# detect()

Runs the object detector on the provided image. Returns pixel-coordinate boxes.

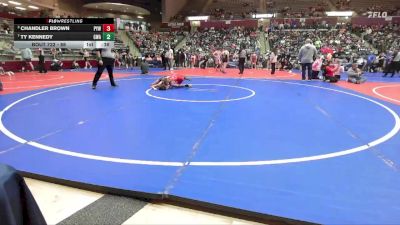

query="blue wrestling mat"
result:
[1,75,400,224]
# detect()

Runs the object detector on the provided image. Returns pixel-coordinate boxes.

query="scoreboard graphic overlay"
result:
[14,18,115,49]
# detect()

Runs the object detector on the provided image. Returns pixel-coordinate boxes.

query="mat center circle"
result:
[145,84,256,103]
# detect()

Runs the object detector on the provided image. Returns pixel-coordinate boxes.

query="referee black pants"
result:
[38,62,47,73]
[271,63,276,74]
[92,57,116,86]
[238,58,245,74]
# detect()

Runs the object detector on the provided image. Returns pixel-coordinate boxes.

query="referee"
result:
[92,48,118,89]
[238,44,246,74]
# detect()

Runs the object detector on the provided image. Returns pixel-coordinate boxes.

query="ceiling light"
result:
[326,11,353,17]
[110,3,122,5]
[28,5,38,9]
[252,13,275,18]
[8,1,21,5]
[15,6,26,10]
[137,15,143,19]
[187,16,209,21]
[0,2,8,6]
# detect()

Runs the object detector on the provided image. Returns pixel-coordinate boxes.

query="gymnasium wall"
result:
[53,0,83,17]
[162,0,187,22]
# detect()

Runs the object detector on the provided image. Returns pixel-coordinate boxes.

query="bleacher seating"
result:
[269,29,374,60]
[184,27,260,57]
[336,0,400,16]
[129,31,185,56]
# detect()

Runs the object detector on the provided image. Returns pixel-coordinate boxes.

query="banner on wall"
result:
[367,12,388,18]
[167,22,184,28]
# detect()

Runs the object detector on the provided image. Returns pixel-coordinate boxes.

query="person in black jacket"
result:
[238,45,246,74]
[161,50,167,70]
[37,49,47,73]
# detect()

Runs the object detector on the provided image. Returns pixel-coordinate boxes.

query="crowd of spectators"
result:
[336,0,400,16]
[269,19,343,30]
[129,31,185,56]
[185,27,259,54]
[336,0,351,10]
[277,5,327,18]
[353,24,400,52]
[209,7,257,20]
[268,29,375,71]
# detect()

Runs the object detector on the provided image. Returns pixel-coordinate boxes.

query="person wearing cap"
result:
[298,38,318,80]
[92,48,118,89]
[347,63,366,84]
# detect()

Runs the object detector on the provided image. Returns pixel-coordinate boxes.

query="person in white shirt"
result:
[238,45,247,74]
[165,47,174,70]
[269,49,278,75]
[21,48,34,72]
[91,48,118,89]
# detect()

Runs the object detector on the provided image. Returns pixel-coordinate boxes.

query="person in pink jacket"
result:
[312,56,323,79]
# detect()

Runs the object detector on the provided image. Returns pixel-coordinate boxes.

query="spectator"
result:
[298,39,317,80]
[37,49,47,73]
[383,50,400,77]
[269,49,278,75]
[347,63,366,84]
[312,56,323,79]
[21,48,34,72]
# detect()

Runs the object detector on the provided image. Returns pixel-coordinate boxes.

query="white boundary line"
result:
[372,84,400,104]
[145,84,256,103]
[1,75,64,83]
[2,75,139,90]
[0,78,399,167]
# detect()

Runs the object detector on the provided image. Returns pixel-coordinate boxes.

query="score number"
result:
[102,24,115,41]
[102,32,115,41]
[102,24,115,32]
